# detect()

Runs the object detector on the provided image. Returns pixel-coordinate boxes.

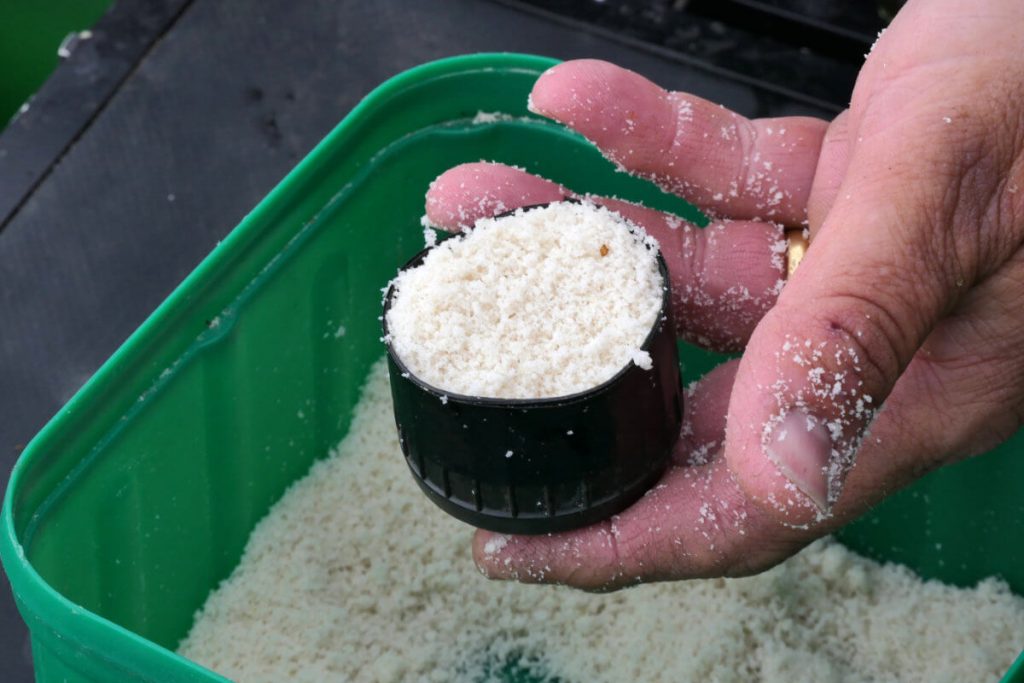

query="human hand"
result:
[425,0,1024,589]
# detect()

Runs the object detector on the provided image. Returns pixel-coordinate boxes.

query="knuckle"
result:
[771,292,907,401]
[823,292,912,386]
[874,97,1021,286]
[736,119,785,219]
[866,165,968,296]
[991,138,1024,261]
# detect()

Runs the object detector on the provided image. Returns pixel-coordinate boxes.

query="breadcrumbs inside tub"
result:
[385,201,663,399]
[179,362,1024,683]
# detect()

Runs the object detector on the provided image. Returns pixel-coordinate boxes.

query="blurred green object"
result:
[0,0,112,128]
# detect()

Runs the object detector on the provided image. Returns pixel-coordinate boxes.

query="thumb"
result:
[725,155,967,524]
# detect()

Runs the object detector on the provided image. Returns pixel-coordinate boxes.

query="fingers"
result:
[584,198,784,351]
[674,360,737,464]
[473,361,803,589]
[720,128,993,526]
[472,463,763,589]
[426,163,786,351]
[806,110,852,233]
[425,163,567,230]
[472,252,1024,590]
[529,59,828,225]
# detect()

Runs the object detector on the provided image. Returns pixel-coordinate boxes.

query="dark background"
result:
[0,1,888,679]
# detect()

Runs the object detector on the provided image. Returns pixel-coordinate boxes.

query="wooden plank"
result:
[0,0,193,229]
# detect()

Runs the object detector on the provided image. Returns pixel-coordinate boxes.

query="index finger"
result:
[529,60,828,225]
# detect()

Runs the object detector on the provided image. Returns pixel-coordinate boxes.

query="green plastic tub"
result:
[2,53,1023,683]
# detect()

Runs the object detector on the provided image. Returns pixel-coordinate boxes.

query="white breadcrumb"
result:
[387,201,663,398]
[419,214,438,248]
[472,111,507,124]
[483,534,510,556]
[179,361,1024,683]
[469,111,536,125]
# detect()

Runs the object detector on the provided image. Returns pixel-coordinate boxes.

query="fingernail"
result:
[765,410,832,512]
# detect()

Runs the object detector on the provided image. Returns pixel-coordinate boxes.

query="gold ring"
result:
[785,227,809,277]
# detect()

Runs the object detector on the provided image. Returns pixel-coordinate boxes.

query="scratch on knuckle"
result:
[816,294,908,394]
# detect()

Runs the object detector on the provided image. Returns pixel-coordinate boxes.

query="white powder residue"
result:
[420,214,438,247]
[472,111,507,124]
[179,362,1024,683]
[472,111,525,125]
[470,111,538,125]
[483,534,510,556]
[387,201,663,399]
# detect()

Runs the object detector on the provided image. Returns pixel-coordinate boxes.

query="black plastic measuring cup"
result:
[382,204,683,534]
